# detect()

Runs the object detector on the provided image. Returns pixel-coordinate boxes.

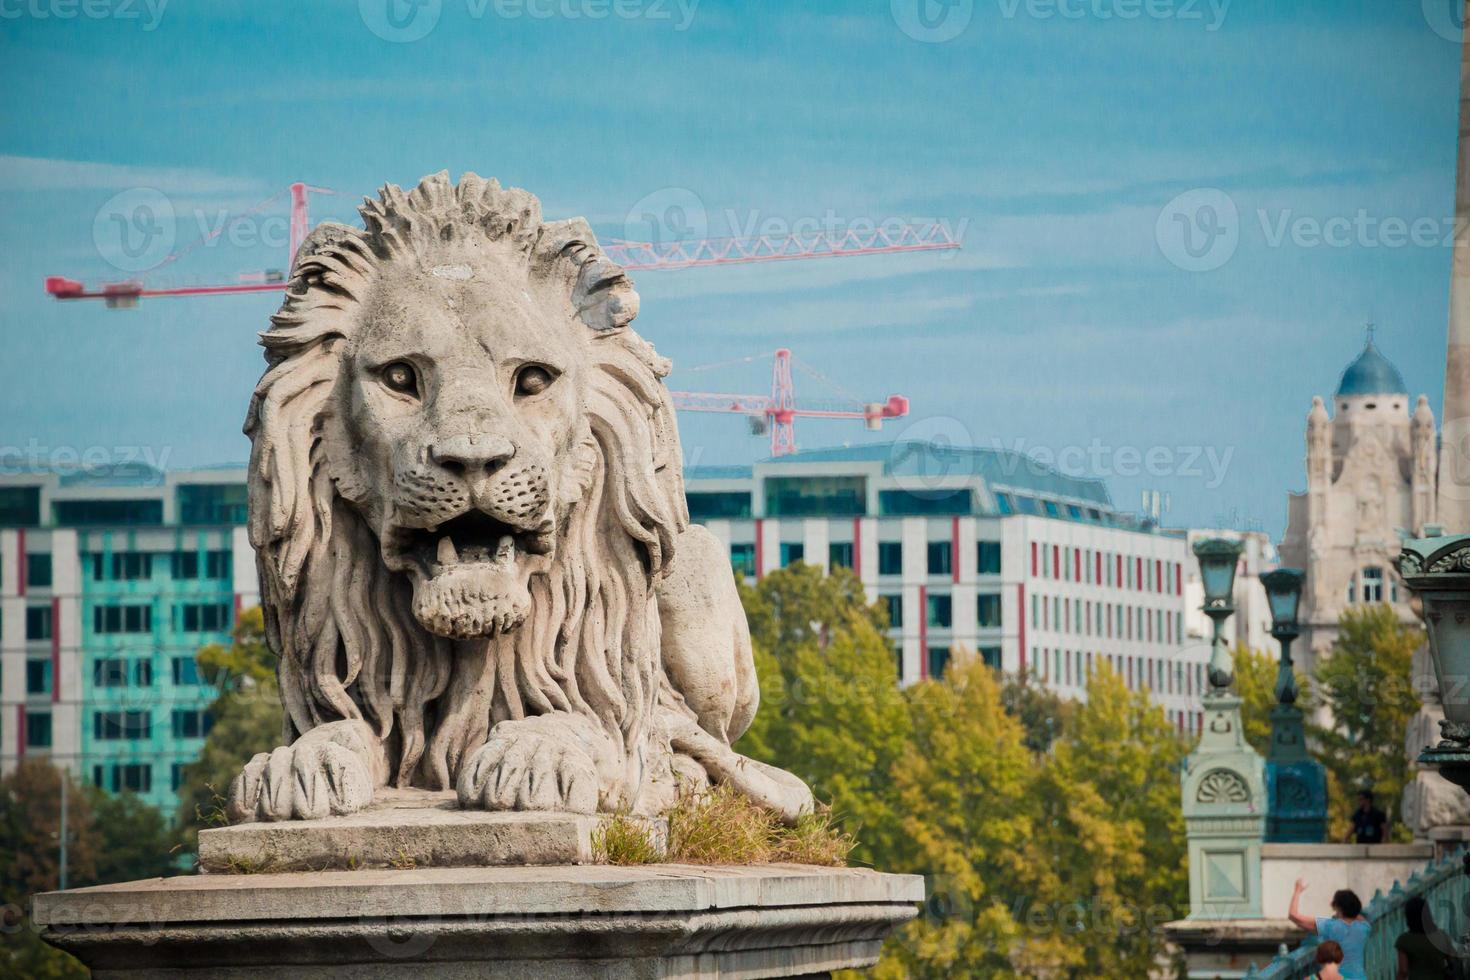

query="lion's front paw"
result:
[456,717,602,814]
[226,720,380,823]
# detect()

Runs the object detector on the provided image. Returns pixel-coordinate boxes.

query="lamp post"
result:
[1195,537,1245,691]
[1398,534,1470,790]
[1181,537,1266,919]
[1260,568,1327,842]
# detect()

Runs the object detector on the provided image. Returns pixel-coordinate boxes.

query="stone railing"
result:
[1244,848,1468,979]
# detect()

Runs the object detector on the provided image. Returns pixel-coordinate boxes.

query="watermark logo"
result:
[891,0,974,43]
[359,0,442,42]
[1423,0,1465,43]
[92,188,175,274]
[1156,187,1238,272]
[622,187,709,248]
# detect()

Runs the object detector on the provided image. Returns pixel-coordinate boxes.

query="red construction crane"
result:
[45,182,960,305]
[670,348,908,457]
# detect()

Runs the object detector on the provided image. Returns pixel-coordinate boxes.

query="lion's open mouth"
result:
[389,510,552,577]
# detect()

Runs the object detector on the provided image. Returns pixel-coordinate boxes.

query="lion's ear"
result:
[535,217,640,333]
[291,221,360,276]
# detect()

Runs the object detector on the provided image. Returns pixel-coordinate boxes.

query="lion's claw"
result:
[227,720,379,823]
[456,718,601,814]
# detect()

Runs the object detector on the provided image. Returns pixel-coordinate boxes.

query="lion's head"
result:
[245,172,687,793]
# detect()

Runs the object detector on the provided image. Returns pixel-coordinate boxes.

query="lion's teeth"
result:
[437,536,458,565]
[496,535,516,561]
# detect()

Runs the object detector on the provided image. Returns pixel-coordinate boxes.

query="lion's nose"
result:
[428,434,516,476]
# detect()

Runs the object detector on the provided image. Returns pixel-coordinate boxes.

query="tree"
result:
[1025,665,1188,978]
[176,607,283,847]
[735,564,912,867]
[1234,643,1313,757]
[1001,672,1074,755]
[1,760,178,979]
[1311,604,1423,838]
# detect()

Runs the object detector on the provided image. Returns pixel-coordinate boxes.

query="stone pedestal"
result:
[1163,917,1305,980]
[1181,692,1268,920]
[34,863,922,979]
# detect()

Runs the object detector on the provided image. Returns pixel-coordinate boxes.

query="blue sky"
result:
[0,0,1459,536]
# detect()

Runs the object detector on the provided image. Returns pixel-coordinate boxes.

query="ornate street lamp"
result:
[1398,535,1470,789]
[1260,567,1326,842]
[1195,537,1245,690]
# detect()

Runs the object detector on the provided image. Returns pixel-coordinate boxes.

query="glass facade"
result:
[878,488,971,516]
[764,476,865,517]
[54,499,163,526]
[686,491,752,521]
[177,484,248,525]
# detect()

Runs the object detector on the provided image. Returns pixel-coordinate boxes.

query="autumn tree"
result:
[176,607,283,846]
[1311,604,1423,837]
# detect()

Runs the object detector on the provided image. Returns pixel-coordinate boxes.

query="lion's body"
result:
[227,173,812,824]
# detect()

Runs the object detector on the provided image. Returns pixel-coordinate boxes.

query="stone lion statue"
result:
[227,172,812,824]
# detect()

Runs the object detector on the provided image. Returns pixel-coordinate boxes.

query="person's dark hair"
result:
[1315,940,1344,965]
[1331,890,1363,919]
[1404,895,1436,935]
[1358,789,1375,803]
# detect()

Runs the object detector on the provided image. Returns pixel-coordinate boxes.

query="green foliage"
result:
[1,759,179,978]
[736,564,1190,977]
[176,607,284,848]
[1235,643,1313,757]
[1311,604,1423,838]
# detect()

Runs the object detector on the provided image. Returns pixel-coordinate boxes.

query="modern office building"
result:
[686,441,1211,732]
[0,464,258,814]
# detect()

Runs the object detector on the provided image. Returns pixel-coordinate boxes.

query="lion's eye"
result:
[515,364,557,397]
[381,361,419,396]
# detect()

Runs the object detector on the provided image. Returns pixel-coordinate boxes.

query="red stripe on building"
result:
[1095,551,1102,584]
[1074,548,1081,582]
[1156,560,1163,593]
[1116,554,1123,587]
[951,517,961,584]
[51,597,61,703]
[1053,545,1060,580]
[754,519,764,580]
[1031,542,1038,577]
[1017,583,1027,676]
[852,518,862,578]
[16,705,25,758]
[918,585,928,680]
[15,528,25,596]
[1175,563,1182,596]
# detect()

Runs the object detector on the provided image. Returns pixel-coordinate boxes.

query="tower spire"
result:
[1440,22,1470,533]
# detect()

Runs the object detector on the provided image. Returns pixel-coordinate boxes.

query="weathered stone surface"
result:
[34,864,923,978]
[198,789,665,873]
[229,171,812,827]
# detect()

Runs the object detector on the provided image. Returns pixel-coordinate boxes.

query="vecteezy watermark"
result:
[0,441,172,479]
[91,188,302,275]
[1157,188,1470,272]
[993,437,1235,489]
[1423,0,1465,43]
[1155,188,1239,273]
[892,0,1227,42]
[0,0,168,30]
[359,0,698,43]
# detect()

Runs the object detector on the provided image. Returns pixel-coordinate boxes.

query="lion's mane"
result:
[243,172,689,793]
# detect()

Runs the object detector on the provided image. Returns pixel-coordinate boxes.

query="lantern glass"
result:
[1194,539,1243,606]
[1261,568,1305,630]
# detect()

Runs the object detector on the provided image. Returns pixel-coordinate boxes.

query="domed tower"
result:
[1280,331,1432,675]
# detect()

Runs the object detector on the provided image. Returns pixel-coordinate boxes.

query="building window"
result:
[172,657,203,685]
[1363,567,1384,603]
[995,493,1014,515]
[25,712,52,749]
[829,542,854,570]
[26,659,52,695]
[177,483,248,525]
[879,488,970,516]
[764,476,866,518]
[94,710,150,740]
[730,543,755,578]
[25,605,52,641]
[93,659,128,687]
[779,543,805,567]
[882,594,903,629]
[977,541,1001,575]
[0,486,42,526]
[685,491,753,521]
[94,604,152,634]
[927,541,952,577]
[927,646,951,679]
[117,764,151,794]
[878,542,903,576]
[172,709,213,739]
[977,593,1002,628]
[171,763,187,792]
[134,660,153,687]
[171,549,232,580]
[926,593,952,629]
[92,552,153,581]
[25,553,52,589]
[179,602,231,632]
[55,499,163,527]
[980,646,1001,670]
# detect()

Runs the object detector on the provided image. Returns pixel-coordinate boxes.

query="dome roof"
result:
[1336,338,1407,397]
